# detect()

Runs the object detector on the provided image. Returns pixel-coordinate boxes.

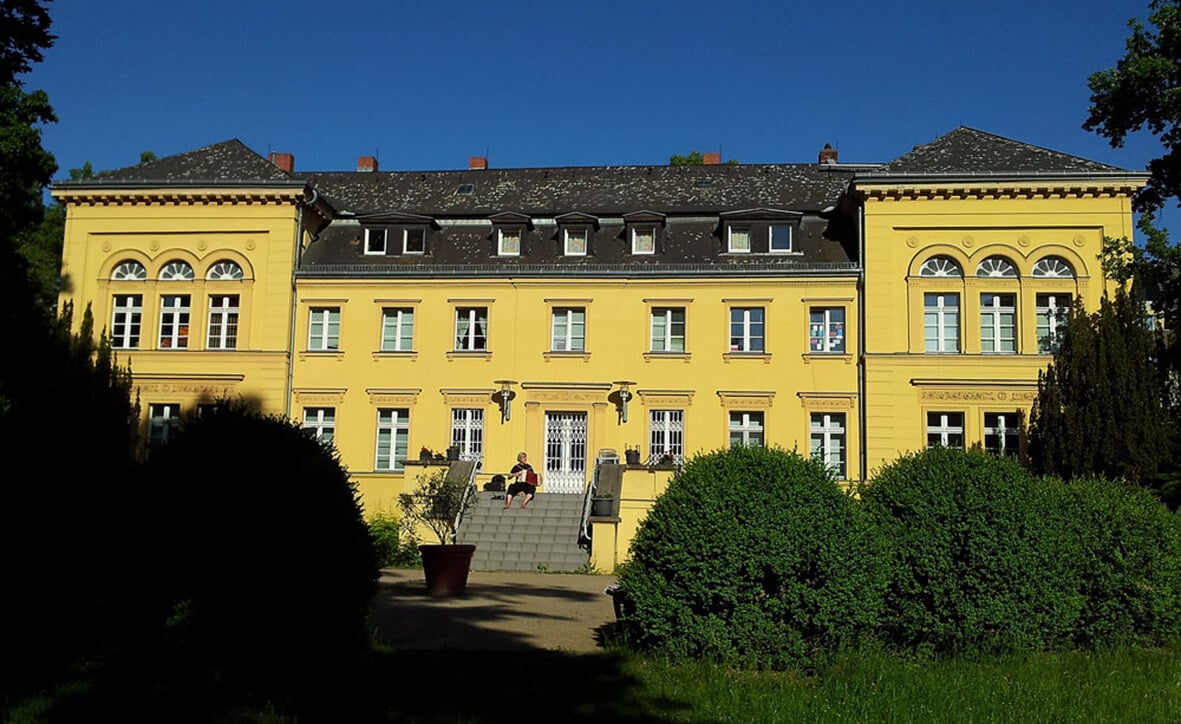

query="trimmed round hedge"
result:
[861,447,1079,656]
[617,446,888,670]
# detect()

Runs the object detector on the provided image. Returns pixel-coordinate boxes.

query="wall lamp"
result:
[612,380,635,424]
[493,379,517,423]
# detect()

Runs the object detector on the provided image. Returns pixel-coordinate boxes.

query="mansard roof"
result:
[871,126,1127,177]
[58,139,298,186]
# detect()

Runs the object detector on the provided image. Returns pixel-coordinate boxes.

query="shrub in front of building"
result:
[617,446,888,670]
[862,447,1079,656]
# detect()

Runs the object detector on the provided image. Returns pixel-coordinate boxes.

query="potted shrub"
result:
[418,446,434,463]
[590,490,615,517]
[447,444,461,461]
[624,445,641,466]
[398,466,477,596]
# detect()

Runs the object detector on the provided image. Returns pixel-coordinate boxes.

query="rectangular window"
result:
[148,403,181,447]
[980,293,1016,353]
[158,294,190,350]
[498,229,521,256]
[924,293,960,353]
[454,307,488,351]
[302,407,335,446]
[111,294,142,349]
[403,228,426,254]
[729,307,765,352]
[809,307,845,353]
[381,308,414,352]
[564,229,588,256]
[375,408,409,471]
[364,228,386,255]
[450,408,484,462]
[984,412,1020,458]
[649,409,684,464]
[810,412,846,478]
[927,412,964,449]
[729,411,764,447]
[207,294,239,350]
[631,227,656,254]
[1036,293,1071,354]
[551,307,586,352]
[650,307,686,352]
[308,307,341,351]
[770,224,792,253]
[728,226,751,253]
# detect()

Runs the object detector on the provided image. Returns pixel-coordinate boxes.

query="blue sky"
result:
[26,1,1167,183]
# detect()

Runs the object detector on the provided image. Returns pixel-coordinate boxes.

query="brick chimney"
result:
[818,143,838,165]
[702,152,721,165]
[469,156,488,170]
[267,152,294,173]
[357,155,378,172]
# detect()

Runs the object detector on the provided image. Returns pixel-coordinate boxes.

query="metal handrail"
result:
[299,260,860,278]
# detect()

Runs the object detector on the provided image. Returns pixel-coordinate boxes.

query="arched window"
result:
[1032,256,1075,278]
[206,260,244,280]
[919,256,963,277]
[111,260,147,280]
[976,256,1017,278]
[159,261,195,281]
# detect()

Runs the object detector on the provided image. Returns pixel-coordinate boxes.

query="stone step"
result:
[459,491,589,572]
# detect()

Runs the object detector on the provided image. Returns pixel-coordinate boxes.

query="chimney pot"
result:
[818,144,838,165]
[702,152,721,165]
[267,152,294,173]
[357,155,378,172]
[469,156,488,170]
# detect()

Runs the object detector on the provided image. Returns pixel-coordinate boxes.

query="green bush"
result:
[138,402,379,687]
[617,446,888,670]
[1057,477,1181,647]
[862,447,1079,656]
[369,511,421,568]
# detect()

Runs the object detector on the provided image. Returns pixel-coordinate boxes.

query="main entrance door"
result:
[543,412,587,493]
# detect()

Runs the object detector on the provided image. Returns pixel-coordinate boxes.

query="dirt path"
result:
[369,569,621,653]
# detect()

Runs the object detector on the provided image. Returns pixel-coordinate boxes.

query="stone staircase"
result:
[456,491,590,572]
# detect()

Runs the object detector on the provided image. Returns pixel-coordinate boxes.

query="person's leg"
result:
[503,493,513,510]
[521,491,533,508]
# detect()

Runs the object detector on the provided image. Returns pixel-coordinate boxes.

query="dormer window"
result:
[631,227,656,255]
[364,228,387,255]
[770,225,792,253]
[721,209,802,255]
[489,212,531,258]
[358,213,434,257]
[498,228,521,256]
[555,213,597,258]
[623,211,664,256]
[564,229,588,256]
[403,228,426,255]
[728,226,751,253]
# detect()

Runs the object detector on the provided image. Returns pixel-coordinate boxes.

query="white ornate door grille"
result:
[544,412,587,494]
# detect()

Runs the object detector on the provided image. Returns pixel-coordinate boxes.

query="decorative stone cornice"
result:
[52,188,306,207]
[861,181,1144,202]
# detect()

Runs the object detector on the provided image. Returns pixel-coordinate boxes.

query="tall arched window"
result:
[919,256,963,277]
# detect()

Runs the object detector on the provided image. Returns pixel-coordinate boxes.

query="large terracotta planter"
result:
[419,544,476,597]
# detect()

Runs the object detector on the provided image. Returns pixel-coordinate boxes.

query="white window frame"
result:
[810,412,846,478]
[1036,293,1071,354]
[727,226,751,253]
[924,293,960,353]
[919,257,963,277]
[631,226,656,255]
[403,228,426,255]
[926,412,964,449]
[112,260,147,280]
[381,307,414,352]
[206,294,239,350]
[111,294,142,349]
[770,224,792,253]
[1032,257,1075,278]
[158,294,191,350]
[497,228,521,256]
[148,403,181,447]
[980,293,1016,354]
[454,307,488,351]
[984,412,1020,458]
[729,307,765,353]
[303,407,336,446]
[308,307,341,351]
[206,260,244,280]
[650,307,686,352]
[551,307,586,352]
[809,307,845,353]
[159,261,195,281]
[564,228,588,256]
[375,408,409,472]
[364,228,387,255]
[649,409,684,464]
[976,257,1017,278]
[729,411,764,448]
[450,408,484,463]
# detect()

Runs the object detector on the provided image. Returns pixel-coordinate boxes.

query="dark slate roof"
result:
[302,163,855,216]
[872,126,1124,176]
[58,140,297,185]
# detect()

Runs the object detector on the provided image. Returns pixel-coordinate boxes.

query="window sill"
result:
[802,353,853,364]
[643,352,692,362]
[373,351,419,361]
[543,351,591,362]
[299,350,345,361]
[446,351,492,361]
[723,352,771,363]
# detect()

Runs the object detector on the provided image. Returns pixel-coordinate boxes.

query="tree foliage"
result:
[669,149,739,165]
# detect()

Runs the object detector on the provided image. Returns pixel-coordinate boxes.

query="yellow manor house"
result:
[54,128,1145,571]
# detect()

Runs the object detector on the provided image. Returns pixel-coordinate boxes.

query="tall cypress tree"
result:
[1028,286,1171,489]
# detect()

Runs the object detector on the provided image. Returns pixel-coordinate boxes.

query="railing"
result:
[452,462,481,542]
[299,260,860,279]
